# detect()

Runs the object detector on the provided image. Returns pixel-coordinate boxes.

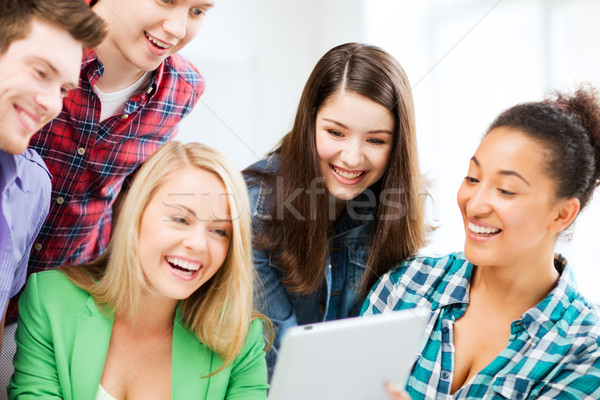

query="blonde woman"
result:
[8,142,269,399]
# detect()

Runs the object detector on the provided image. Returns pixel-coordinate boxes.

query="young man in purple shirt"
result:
[0,0,106,350]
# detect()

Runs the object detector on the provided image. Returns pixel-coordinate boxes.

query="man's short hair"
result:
[0,0,107,55]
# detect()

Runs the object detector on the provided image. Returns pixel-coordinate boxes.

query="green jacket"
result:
[8,270,268,399]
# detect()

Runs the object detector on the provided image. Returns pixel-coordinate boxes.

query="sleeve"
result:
[11,156,51,297]
[225,319,269,400]
[252,246,298,378]
[534,347,600,399]
[246,179,298,379]
[360,268,406,316]
[7,274,63,399]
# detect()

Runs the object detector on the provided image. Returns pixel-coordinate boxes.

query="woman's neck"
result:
[115,293,177,335]
[469,249,560,312]
[330,194,347,222]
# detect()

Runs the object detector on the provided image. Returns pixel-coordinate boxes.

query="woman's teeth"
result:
[166,256,201,275]
[469,222,500,236]
[332,165,364,180]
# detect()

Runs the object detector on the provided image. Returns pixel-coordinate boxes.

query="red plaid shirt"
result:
[24,49,203,286]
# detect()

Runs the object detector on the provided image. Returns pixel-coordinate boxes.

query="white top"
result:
[93,71,152,121]
[96,384,118,400]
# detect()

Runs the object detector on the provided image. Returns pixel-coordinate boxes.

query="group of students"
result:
[1,0,599,399]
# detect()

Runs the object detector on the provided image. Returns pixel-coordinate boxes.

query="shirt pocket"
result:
[491,375,535,399]
[344,240,368,291]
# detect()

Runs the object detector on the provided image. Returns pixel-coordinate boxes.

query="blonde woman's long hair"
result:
[61,141,255,372]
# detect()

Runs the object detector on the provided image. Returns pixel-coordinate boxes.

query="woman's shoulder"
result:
[552,269,600,341]
[22,269,90,312]
[385,252,471,283]
[362,252,472,314]
[26,269,77,290]
[244,154,283,220]
[243,153,281,188]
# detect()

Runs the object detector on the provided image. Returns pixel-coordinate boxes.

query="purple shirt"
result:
[0,149,51,314]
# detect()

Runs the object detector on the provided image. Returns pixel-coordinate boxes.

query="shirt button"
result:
[120,114,129,120]
[77,147,85,156]
[441,371,450,380]
[56,196,65,205]
[442,327,449,334]
[34,243,42,251]
[147,86,154,95]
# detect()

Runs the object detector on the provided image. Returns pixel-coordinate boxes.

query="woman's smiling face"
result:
[457,126,566,268]
[138,166,232,305]
[315,91,394,201]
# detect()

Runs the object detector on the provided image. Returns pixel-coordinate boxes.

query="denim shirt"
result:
[244,154,374,376]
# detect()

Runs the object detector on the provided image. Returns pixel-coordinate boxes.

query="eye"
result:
[497,188,516,196]
[211,228,230,238]
[190,7,204,16]
[366,137,386,145]
[33,68,47,79]
[327,129,344,138]
[171,216,189,225]
[464,176,479,184]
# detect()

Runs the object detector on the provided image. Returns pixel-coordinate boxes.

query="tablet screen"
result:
[268,307,430,400]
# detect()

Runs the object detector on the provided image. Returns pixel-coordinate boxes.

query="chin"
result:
[331,188,361,201]
[463,246,485,267]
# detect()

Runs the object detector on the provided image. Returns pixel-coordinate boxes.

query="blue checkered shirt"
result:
[361,252,600,399]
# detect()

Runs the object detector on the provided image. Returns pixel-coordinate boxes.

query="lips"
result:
[145,32,171,49]
[468,221,501,236]
[143,32,173,57]
[165,256,202,279]
[329,164,368,184]
[15,105,41,133]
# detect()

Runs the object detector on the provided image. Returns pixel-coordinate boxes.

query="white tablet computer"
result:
[268,307,430,400]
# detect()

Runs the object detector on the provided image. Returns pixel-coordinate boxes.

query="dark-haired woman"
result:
[244,42,427,375]
[363,87,600,400]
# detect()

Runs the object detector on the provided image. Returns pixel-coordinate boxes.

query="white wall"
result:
[177,0,364,169]
[176,0,600,302]
[365,0,600,302]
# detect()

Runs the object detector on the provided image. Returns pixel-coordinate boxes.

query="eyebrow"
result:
[168,202,233,222]
[33,57,79,90]
[470,156,531,186]
[200,1,215,9]
[322,118,393,135]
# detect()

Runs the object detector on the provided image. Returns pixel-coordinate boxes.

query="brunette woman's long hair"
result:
[250,42,426,297]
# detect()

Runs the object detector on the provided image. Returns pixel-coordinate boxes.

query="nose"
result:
[339,139,365,169]
[183,226,208,253]
[35,85,63,121]
[464,184,493,216]
[162,9,187,40]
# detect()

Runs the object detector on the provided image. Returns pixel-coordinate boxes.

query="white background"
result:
[177,0,600,303]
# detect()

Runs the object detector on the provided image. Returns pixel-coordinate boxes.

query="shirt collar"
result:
[520,254,580,342]
[428,253,472,309]
[432,253,581,343]
[332,191,376,237]
[0,150,19,190]
[81,48,162,94]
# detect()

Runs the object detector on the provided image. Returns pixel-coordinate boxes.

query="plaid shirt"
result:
[8,50,203,322]
[361,252,600,399]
